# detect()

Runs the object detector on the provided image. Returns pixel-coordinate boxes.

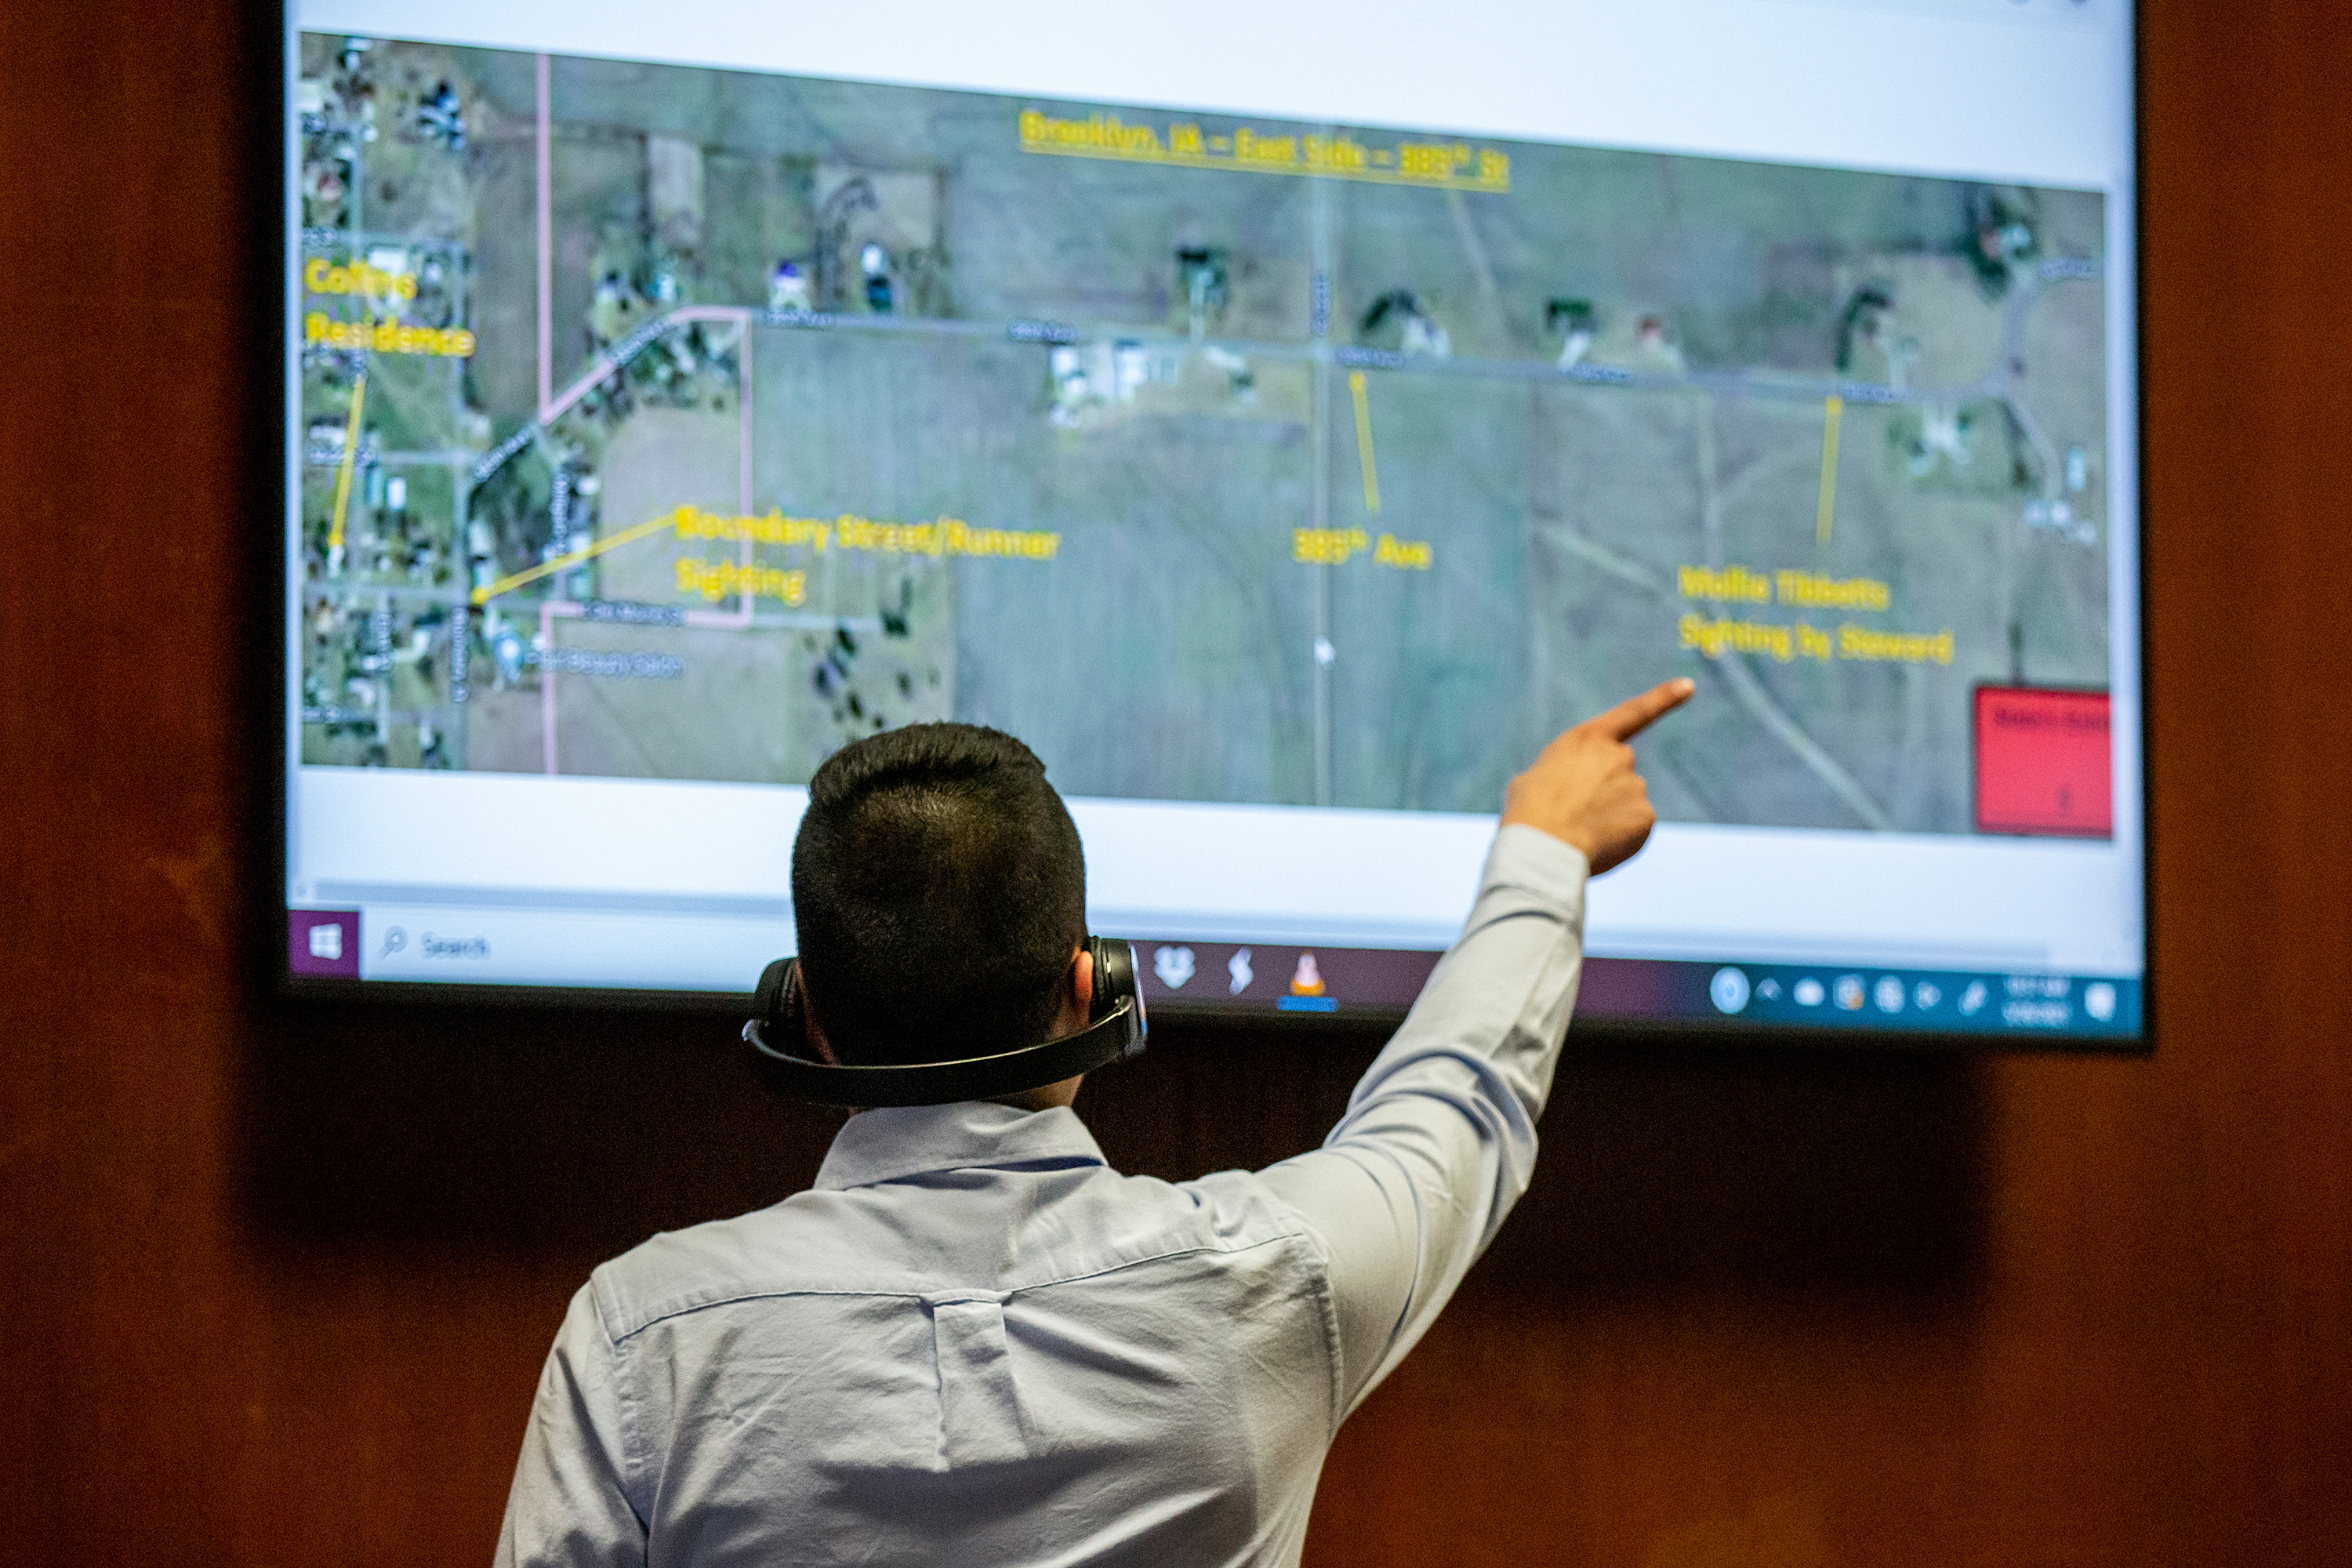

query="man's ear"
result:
[1052,944,1093,1037]
[798,969,841,1066]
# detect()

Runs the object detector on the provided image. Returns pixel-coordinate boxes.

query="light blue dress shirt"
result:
[499,825,1588,1567]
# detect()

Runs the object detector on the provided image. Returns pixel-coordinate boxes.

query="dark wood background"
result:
[4,4,2346,1563]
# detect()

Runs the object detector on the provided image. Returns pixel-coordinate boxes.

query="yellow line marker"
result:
[1815,394,1844,546]
[470,513,676,604]
[1348,370,1381,516]
[328,372,368,554]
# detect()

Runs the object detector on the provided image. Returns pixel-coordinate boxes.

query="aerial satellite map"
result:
[295,32,2110,833]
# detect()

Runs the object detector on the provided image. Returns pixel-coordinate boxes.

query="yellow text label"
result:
[304,256,418,300]
[304,313,475,358]
[675,557,808,605]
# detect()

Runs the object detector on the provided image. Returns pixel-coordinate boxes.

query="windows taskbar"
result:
[1126,938,2143,1040]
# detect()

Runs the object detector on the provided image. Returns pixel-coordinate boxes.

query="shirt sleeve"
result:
[495,1283,648,1568]
[1256,824,1588,1419]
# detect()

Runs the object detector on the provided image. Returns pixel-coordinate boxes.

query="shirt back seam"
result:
[603,1228,1316,1345]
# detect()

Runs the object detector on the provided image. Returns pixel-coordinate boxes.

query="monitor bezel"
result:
[266,4,2155,1054]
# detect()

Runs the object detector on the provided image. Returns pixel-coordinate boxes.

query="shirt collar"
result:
[813,1102,1109,1191]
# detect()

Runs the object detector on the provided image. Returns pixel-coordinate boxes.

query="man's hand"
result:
[1501,677,1695,875]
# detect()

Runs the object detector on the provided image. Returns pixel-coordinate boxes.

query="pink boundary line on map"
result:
[535,53,552,416]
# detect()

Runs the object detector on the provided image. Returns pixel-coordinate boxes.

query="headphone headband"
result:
[743,938,1147,1107]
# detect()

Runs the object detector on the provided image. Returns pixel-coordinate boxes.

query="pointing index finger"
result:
[1591,677,1697,742]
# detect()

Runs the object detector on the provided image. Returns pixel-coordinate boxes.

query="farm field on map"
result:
[294,32,2111,834]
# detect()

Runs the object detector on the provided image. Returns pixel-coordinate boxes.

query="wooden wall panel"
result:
[2,2,2345,1563]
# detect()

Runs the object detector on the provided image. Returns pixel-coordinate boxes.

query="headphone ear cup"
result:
[1088,937,1141,1025]
[1100,938,1145,1052]
[754,958,797,1033]
[746,959,800,1100]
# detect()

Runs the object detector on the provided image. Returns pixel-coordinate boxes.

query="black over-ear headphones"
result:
[742,938,1148,1107]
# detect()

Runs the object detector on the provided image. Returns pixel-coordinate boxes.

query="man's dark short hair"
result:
[791,724,1086,1064]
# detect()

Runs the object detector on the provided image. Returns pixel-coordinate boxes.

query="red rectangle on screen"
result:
[1973,686,2112,837]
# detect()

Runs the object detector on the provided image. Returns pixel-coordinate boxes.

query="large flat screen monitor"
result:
[281,0,2144,1042]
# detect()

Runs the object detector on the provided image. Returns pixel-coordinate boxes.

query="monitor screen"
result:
[282,0,2143,1041]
